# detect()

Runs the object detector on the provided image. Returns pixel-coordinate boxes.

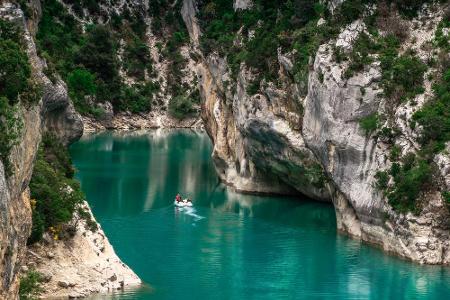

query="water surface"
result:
[70,130,450,299]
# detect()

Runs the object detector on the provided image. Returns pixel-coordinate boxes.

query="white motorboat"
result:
[174,199,193,207]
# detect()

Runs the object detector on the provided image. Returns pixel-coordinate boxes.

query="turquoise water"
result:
[70,130,450,300]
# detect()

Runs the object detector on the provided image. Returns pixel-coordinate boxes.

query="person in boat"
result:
[175,193,182,202]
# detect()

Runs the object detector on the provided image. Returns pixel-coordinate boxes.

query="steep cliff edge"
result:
[186,0,450,264]
[0,2,140,298]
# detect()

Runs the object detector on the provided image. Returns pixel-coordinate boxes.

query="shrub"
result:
[76,25,119,83]
[413,69,450,153]
[435,18,450,51]
[168,95,197,119]
[123,37,152,80]
[0,39,31,104]
[0,97,23,176]
[359,113,379,135]
[36,0,83,77]
[19,270,43,300]
[20,80,44,105]
[376,153,432,213]
[374,170,389,190]
[390,54,427,100]
[28,135,85,244]
[344,32,379,78]
[442,191,450,207]
[387,154,431,212]
[67,69,97,98]
[121,86,151,113]
[66,69,96,110]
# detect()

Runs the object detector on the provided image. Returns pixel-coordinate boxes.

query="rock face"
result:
[25,202,141,299]
[234,0,252,11]
[185,2,450,264]
[0,2,137,299]
[182,0,201,45]
[42,80,83,145]
[197,55,330,199]
[303,20,450,264]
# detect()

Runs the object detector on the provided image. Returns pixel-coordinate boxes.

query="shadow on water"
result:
[70,129,450,300]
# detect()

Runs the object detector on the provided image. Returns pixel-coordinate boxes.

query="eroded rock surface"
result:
[186,2,450,264]
[25,202,141,299]
[0,2,139,298]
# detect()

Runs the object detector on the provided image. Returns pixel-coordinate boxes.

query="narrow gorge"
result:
[0,0,449,299]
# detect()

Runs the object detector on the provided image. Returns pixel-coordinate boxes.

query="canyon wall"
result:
[184,0,450,264]
[0,1,139,298]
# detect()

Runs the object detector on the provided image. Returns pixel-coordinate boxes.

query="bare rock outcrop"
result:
[25,202,141,299]
[0,2,138,298]
[188,1,450,264]
[197,52,330,199]
[303,20,450,264]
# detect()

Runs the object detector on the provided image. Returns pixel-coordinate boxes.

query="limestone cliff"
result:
[184,0,450,264]
[0,1,139,298]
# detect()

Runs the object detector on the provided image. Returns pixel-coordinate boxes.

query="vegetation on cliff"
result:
[36,0,159,116]
[34,0,201,120]
[198,0,439,97]
[28,134,96,244]
[372,6,449,213]
[19,270,43,300]
[0,18,36,176]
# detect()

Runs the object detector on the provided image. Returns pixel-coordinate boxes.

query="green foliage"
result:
[375,153,432,213]
[64,0,101,17]
[387,154,432,212]
[0,23,31,103]
[19,270,43,300]
[384,53,427,102]
[393,0,436,18]
[76,25,118,82]
[168,95,198,120]
[123,37,152,80]
[0,17,24,42]
[148,0,187,36]
[359,113,379,135]
[374,170,389,190]
[0,19,30,176]
[20,80,44,106]
[343,29,426,105]
[304,162,327,188]
[198,0,376,96]
[434,18,450,51]
[442,191,450,206]
[121,85,151,113]
[17,0,33,18]
[67,69,97,113]
[28,135,87,244]
[344,32,379,78]
[389,144,401,161]
[0,97,23,176]
[413,69,450,153]
[36,0,83,77]
[37,1,155,114]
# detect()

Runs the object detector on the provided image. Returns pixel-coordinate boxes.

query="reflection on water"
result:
[70,130,450,300]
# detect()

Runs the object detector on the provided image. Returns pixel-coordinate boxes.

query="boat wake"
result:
[176,206,205,221]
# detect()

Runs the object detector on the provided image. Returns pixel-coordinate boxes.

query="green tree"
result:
[0,40,31,103]
[168,95,197,119]
[359,113,379,135]
[0,97,22,176]
[67,69,97,114]
[28,135,85,244]
[19,270,43,300]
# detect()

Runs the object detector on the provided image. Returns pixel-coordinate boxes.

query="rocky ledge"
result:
[24,202,141,299]
[83,111,203,133]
